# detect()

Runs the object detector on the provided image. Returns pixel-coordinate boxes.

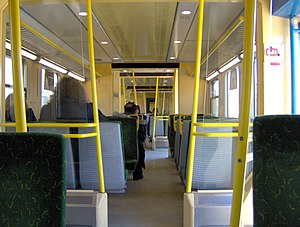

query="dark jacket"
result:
[5,108,37,122]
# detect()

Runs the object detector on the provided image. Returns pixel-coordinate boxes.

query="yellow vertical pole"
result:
[143,92,146,114]
[152,77,159,141]
[185,0,205,193]
[174,69,179,114]
[256,1,264,115]
[172,71,176,113]
[86,0,105,193]
[9,0,27,132]
[230,0,256,226]
[162,92,165,115]
[132,69,137,104]
[0,1,8,128]
[122,77,126,106]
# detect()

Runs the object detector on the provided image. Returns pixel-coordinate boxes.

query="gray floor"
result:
[108,149,184,227]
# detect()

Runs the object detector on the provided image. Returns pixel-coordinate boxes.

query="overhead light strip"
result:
[219,57,241,73]
[5,41,37,61]
[39,58,68,74]
[68,71,85,82]
[206,71,220,81]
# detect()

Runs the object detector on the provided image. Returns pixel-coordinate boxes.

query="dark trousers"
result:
[133,142,145,177]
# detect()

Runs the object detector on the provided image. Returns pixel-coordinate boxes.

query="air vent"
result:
[95,59,102,62]
[179,15,191,20]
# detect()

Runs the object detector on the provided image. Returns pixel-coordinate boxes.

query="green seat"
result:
[253,115,300,226]
[108,117,138,170]
[0,132,66,227]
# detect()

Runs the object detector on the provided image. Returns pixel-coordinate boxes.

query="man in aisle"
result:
[124,102,146,180]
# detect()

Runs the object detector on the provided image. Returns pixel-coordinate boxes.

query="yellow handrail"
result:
[132,69,137,104]
[152,77,159,141]
[185,0,205,193]
[1,122,97,128]
[86,0,105,193]
[20,21,103,78]
[122,77,126,107]
[9,0,27,132]
[63,132,97,138]
[200,16,244,66]
[193,132,239,137]
[193,122,253,127]
[230,0,256,226]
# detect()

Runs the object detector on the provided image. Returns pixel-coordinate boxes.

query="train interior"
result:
[1,0,300,226]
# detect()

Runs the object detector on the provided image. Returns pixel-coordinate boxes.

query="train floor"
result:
[108,148,184,227]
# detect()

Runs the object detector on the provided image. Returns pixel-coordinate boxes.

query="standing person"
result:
[124,102,146,180]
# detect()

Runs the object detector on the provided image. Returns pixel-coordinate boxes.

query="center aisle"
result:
[108,149,184,227]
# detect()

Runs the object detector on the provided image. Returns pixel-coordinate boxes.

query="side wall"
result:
[179,63,206,114]
[261,0,291,114]
[84,63,113,116]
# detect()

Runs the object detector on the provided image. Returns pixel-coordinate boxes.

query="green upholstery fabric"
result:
[0,132,66,227]
[253,115,300,226]
[108,117,138,170]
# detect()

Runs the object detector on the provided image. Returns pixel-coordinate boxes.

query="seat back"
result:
[79,122,126,193]
[178,120,191,177]
[186,119,234,190]
[29,127,76,189]
[149,116,165,136]
[253,115,300,226]
[108,117,138,170]
[174,120,182,166]
[0,132,66,226]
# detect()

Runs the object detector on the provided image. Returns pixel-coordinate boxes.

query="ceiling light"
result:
[206,71,220,81]
[39,59,68,74]
[79,4,87,16]
[181,10,191,15]
[5,41,11,50]
[113,57,119,60]
[5,41,37,61]
[174,40,181,44]
[219,57,241,73]
[101,41,108,45]
[79,11,87,16]
[170,56,176,60]
[239,52,244,59]
[21,49,38,61]
[68,71,85,82]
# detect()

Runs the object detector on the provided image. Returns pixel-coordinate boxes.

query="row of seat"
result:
[170,114,300,226]
[30,122,127,193]
[170,116,240,190]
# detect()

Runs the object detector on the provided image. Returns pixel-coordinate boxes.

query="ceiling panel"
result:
[92,2,177,62]
[176,2,244,64]
[20,3,111,61]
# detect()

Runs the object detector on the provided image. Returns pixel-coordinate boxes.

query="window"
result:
[226,67,240,118]
[4,56,27,99]
[41,68,58,106]
[210,79,219,117]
